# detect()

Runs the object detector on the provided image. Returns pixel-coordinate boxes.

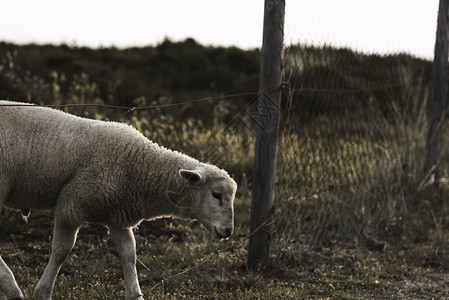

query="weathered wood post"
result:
[424,0,449,195]
[248,0,285,269]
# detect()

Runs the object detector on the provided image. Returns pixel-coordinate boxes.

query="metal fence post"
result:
[248,0,285,269]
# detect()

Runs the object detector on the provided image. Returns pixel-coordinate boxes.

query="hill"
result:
[0,39,433,123]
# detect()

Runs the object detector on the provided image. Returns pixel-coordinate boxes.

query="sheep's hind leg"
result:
[109,226,144,300]
[0,179,24,300]
[0,256,23,300]
[34,219,79,300]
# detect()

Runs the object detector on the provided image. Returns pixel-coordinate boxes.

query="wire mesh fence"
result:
[273,44,434,261]
[0,42,440,258]
[0,2,446,270]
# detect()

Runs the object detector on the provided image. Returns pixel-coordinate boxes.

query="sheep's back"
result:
[0,101,146,210]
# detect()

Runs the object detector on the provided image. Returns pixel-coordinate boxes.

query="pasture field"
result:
[1,194,449,299]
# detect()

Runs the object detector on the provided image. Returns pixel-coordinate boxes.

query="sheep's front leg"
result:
[0,256,23,300]
[109,227,143,300]
[34,221,79,300]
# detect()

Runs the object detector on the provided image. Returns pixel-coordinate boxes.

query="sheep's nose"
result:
[215,226,233,239]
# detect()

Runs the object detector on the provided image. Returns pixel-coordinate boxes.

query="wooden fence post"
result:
[248,0,285,269]
[424,0,449,195]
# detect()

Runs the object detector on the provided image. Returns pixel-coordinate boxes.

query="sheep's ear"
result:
[179,169,203,184]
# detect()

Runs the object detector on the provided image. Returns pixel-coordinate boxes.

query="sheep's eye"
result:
[212,192,223,205]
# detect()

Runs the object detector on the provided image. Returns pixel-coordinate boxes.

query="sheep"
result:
[0,100,237,300]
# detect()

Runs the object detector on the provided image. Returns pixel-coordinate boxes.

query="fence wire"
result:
[273,44,433,261]
[0,33,443,265]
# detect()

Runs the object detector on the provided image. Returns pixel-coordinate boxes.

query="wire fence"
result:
[0,2,445,269]
[0,44,437,254]
[266,0,449,263]
[273,43,435,260]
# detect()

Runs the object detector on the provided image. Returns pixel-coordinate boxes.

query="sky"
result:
[0,0,440,60]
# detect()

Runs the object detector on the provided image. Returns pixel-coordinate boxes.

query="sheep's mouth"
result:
[214,227,224,240]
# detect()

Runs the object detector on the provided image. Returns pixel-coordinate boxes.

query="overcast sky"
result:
[1,0,439,59]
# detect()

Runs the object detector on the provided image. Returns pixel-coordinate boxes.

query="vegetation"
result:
[0,39,259,124]
[1,40,449,298]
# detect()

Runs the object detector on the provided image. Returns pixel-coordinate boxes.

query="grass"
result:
[3,201,449,299]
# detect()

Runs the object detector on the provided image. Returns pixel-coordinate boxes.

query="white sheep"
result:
[0,100,237,300]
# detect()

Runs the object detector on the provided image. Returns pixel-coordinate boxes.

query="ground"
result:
[1,207,449,300]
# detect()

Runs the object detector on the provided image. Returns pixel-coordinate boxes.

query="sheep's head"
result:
[177,167,237,240]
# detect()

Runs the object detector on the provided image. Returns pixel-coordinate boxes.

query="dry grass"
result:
[3,202,449,299]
